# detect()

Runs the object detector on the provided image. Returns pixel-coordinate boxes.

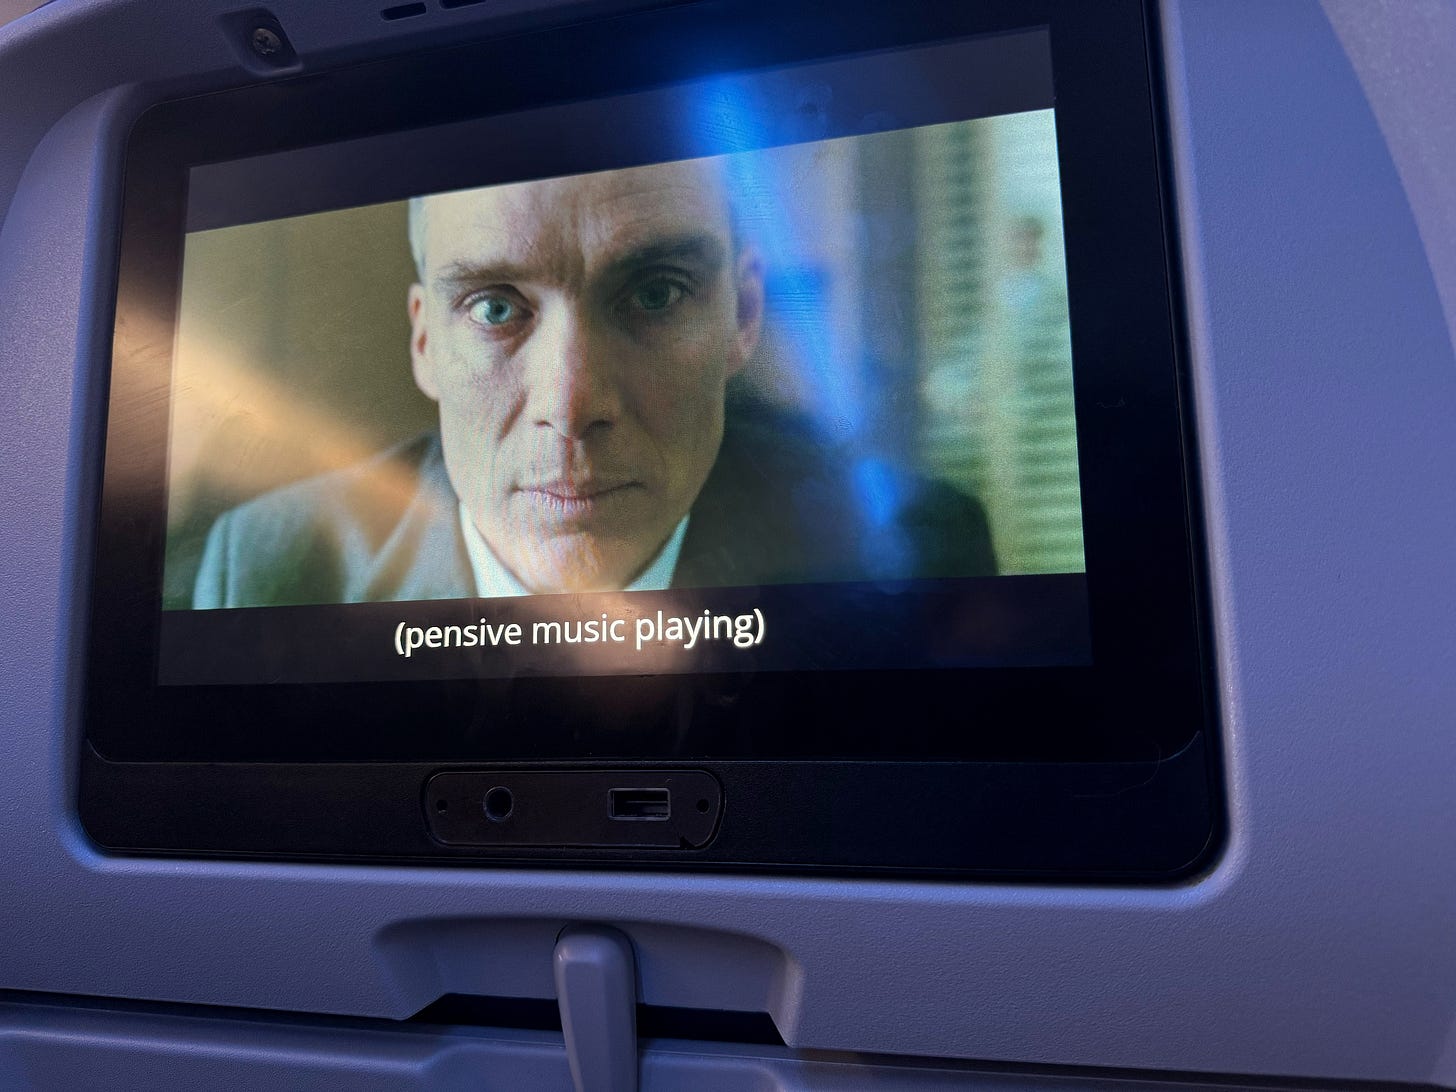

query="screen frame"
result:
[80,0,1222,878]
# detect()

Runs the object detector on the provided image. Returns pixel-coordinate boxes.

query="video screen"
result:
[155,32,1093,685]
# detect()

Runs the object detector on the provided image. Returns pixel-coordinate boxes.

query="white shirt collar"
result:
[458,503,689,597]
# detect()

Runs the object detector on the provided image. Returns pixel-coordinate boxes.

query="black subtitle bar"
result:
[157,574,1091,686]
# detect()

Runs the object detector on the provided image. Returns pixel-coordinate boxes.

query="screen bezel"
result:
[81,0,1220,877]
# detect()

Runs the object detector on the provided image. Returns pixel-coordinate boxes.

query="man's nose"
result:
[523,305,620,440]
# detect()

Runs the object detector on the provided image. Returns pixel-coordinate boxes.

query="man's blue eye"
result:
[468,295,518,326]
[632,280,684,312]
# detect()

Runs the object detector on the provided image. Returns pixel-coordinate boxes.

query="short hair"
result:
[406,161,747,285]
[407,196,426,284]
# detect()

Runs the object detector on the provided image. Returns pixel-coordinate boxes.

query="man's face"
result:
[408,160,763,593]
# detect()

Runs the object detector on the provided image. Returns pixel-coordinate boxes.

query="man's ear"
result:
[407,283,439,401]
[730,245,765,377]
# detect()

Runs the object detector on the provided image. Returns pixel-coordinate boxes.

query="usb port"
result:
[609,788,670,820]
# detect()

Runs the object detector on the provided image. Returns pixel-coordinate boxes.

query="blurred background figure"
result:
[918,112,1084,575]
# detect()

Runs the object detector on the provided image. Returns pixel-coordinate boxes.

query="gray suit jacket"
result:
[195,407,996,608]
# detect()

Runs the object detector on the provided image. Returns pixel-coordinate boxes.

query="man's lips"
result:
[517,480,640,515]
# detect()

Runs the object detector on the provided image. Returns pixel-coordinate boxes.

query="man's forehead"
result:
[421,159,733,269]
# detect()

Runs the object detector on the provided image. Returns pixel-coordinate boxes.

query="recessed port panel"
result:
[425,770,721,848]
